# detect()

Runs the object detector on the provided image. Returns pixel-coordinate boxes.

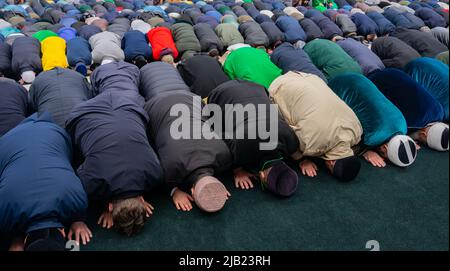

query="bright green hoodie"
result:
[223,47,282,89]
[312,0,338,12]
[32,30,58,43]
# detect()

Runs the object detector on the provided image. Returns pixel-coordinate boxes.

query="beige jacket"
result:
[268,71,363,161]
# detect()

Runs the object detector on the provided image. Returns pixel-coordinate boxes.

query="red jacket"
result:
[147,27,179,60]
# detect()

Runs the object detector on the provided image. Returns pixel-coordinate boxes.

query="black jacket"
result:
[144,91,232,189]
[177,55,230,98]
[0,78,28,137]
[208,80,299,171]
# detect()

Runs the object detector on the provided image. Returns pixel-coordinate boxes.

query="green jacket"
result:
[224,47,282,89]
[32,30,58,43]
[304,39,362,81]
[312,0,338,12]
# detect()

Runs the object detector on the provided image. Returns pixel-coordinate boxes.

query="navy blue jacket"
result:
[393,27,448,57]
[260,20,285,46]
[0,112,87,234]
[121,30,152,62]
[300,18,324,42]
[271,42,327,82]
[369,68,445,128]
[350,12,379,36]
[305,9,343,39]
[366,11,395,36]
[67,37,92,67]
[0,78,28,137]
[11,37,42,76]
[66,62,163,201]
[276,15,306,43]
[0,40,11,78]
[415,7,446,28]
[383,7,417,29]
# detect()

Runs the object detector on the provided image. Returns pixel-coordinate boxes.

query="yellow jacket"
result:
[41,36,68,71]
[268,71,362,161]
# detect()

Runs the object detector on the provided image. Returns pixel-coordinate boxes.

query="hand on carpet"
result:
[139,196,154,217]
[363,150,386,168]
[172,189,194,211]
[299,159,318,177]
[233,167,254,190]
[68,221,92,245]
[98,208,114,229]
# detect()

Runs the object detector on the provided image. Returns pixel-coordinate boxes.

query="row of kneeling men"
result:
[0,51,448,250]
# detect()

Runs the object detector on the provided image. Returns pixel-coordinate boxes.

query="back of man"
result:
[0,112,87,235]
[0,78,28,136]
[29,68,92,128]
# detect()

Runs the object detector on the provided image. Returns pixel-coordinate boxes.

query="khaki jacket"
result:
[268,71,363,160]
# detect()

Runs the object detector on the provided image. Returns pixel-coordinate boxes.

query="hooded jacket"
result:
[89,31,125,64]
[147,26,179,60]
[41,36,68,71]
[223,46,282,89]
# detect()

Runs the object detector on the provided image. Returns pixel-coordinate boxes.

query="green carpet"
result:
[84,149,449,251]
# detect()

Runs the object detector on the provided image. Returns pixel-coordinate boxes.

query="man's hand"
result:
[363,150,386,168]
[172,189,194,211]
[233,167,255,189]
[415,141,421,150]
[139,196,154,217]
[97,209,114,229]
[68,221,92,246]
[299,159,318,177]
